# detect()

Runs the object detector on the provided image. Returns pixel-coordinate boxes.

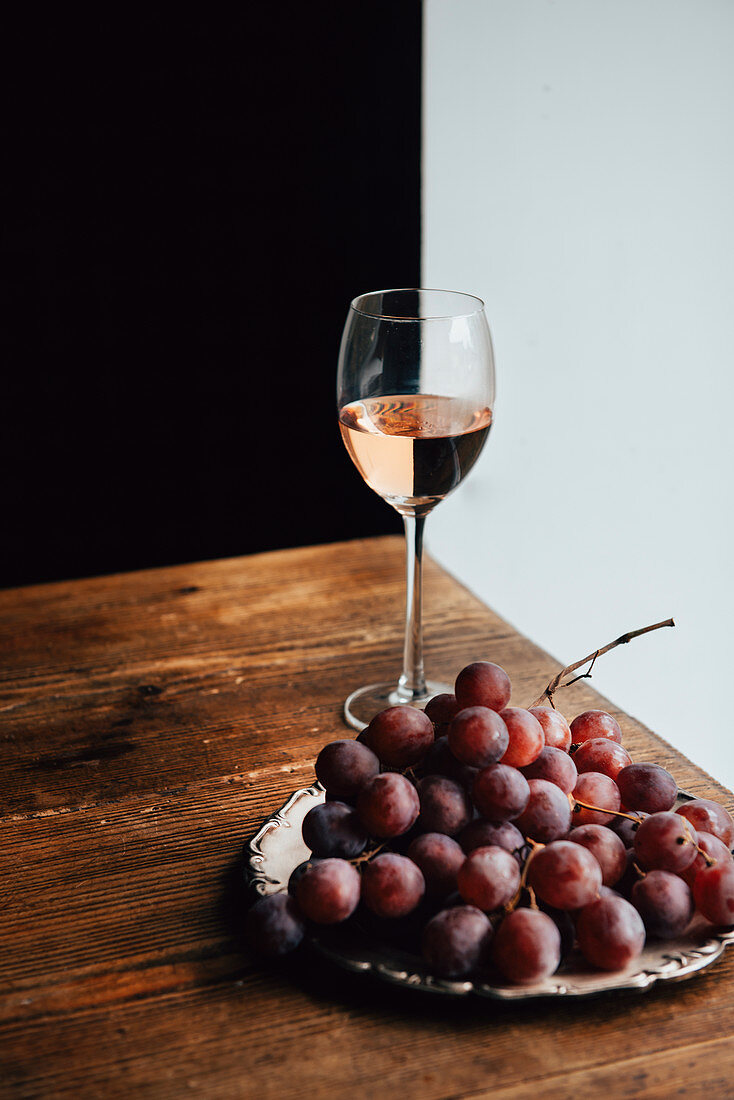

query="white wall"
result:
[423,0,734,789]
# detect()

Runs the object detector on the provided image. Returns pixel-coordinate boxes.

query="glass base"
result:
[342,679,453,732]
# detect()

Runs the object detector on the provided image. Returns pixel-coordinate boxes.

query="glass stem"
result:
[397,513,427,701]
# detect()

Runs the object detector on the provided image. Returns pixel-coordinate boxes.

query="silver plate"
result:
[244,784,734,1000]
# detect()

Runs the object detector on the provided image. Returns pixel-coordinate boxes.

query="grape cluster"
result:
[246,661,734,986]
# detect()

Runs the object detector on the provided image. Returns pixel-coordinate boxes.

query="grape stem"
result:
[529,618,675,709]
[351,843,386,867]
[506,839,544,912]
[570,798,642,824]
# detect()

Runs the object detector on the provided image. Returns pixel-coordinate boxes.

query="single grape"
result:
[422,905,494,978]
[360,853,425,919]
[513,778,573,843]
[526,840,603,910]
[294,858,361,924]
[424,693,462,726]
[571,772,622,826]
[693,861,734,926]
[356,772,420,838]
[457,845,521,912]
[458,819,525,860]
[455,661,512,713]
[472,763,530,822]
[448,706,509,768]
[576,892,646,970]
[407,832,466,899]
[498,707,545,768]
[569,710,623,745]
[416,774,472,837]
[631,870,694,939]
[302,801,368,858]
[491,908,562,984]
[314,739,380,802]
[528,706,572,752]
[288,858,320,896]
[572,739,632,781]
[245,892,306,957]
[676,798,734,848]
[567,823,627,886]
[418,735,478,791]
[680,831,733,888]
[615,763,677,814]
[633,811,699,873]
[612,810,649,848]
[521,745,578,794]
[363,705,434,769]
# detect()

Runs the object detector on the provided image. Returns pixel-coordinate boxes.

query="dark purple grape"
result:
[314,739,380,802]
[611,810,649,848]
[294,858,361,924]
[498,707,544,768]
[356,772,420,838]
[447,706,509,768]
[418,735,478,791]
[424,693,462,726]
[576,892,646,970]
[457,845,521,912]
[491,908,561,984]
[676,798,734,848]
[288,858,322,896]
[245,892,305,957]
[521,745,578,794]
[360,853,425,919]
[631,870,694,939]
[422,905,494,978]
[572,739,632,781]
[528,707,572,751]
[407,833,465,899]
[302,801,368,858]
[458,819,525,860]
[633,811,699,873]
[693,861,734,925]
[416,774,472,837]
[526,840,602,910]
[567,824,627,886]
[513,778,572,843]
[455,661,512,712]
[472,763,530,822]
[616,763,677,814]
[363,705,434,769]
[569,710,623,745]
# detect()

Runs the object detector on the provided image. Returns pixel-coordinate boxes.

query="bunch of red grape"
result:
[246,660,734,985]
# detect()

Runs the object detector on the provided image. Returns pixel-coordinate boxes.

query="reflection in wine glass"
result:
[337,288,495,730]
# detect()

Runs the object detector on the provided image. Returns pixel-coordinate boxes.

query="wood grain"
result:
[1,536,732,1099]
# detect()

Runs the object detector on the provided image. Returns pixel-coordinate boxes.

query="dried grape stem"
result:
[529,618,675,709]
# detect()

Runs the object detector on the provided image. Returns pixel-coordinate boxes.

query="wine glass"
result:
[337,288,495,730]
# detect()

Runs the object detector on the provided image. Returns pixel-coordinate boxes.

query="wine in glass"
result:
[337,288,495,730]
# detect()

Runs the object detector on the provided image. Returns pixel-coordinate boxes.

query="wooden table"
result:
[1,536,733,1098]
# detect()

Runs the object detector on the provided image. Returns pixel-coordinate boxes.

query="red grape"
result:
[567,824,627,886]
[416,774,472,837]
[676,798,734,848]
[616,763,677,814]
[457,845,521,912]
[458,819,525,859]
[424,693,462,726]
[448,706,509,768]
[572,739,632,781]
[633,811,699,873]
[472,763,530,822]
[356,772,420,838]
[521,745,578,794]
[528,706,572,752]
[576,892,645,970]
[294,858,361,924]
[569,710,623,745]
[422,905,494,978]
[360,853,425,919]
[680,831,733,888]
[571,772,622,826]
[693,861,734,925]
[631,870,694,939]
[455,661,512,712]
[491,908,562,984]
[315,739,380,802]
[513,778,573,843]
[498,707,544,768]
[245,892,306,956]
[526,840,602,910]
[363,705,434,769]
[407,833,465,899]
